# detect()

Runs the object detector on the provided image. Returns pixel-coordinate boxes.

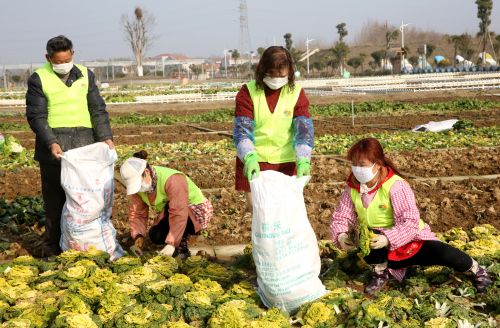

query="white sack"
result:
[412,119,458,133]
[60,142,124,260]
[250,171,326,314]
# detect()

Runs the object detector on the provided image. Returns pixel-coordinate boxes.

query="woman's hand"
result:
[370,235,389,249]
[159,244,176,257]
[243,152,260,183]
[338,233,356,251]
[296,157,311,179]
[134,235,145,250]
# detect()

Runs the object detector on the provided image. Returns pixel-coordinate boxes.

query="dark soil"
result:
[200,178,500,246]
[2,146,500,256]
[391,146,500,177]
[332,109,500,130]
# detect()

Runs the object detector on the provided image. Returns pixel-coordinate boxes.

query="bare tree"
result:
[121,7,158,76]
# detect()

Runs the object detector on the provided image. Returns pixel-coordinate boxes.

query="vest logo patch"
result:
[162,198,168,203]
[379,204,388,210]
[81,83,87,89]
[283,110,291,117]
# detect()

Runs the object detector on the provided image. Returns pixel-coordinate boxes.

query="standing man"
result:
[26,35,114,257]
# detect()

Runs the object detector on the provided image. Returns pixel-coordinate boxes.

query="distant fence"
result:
[3,71,500,106]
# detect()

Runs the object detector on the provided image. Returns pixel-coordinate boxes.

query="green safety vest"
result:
[138,166,205,212]
[247,80,301,164]
[35,62,92,129]
[351,174,425,230]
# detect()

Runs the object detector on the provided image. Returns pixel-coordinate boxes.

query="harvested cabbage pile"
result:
[1,224,500,327]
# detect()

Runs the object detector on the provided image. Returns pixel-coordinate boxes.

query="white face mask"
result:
[139,177,152,193]
[263,76,288,90]
[50,60,73,75]
[352,163,379,184]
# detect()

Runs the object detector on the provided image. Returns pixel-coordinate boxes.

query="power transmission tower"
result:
[239,0,251,66]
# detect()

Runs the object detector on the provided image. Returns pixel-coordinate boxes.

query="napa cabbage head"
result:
[59,295,93,315]
[185,291,212,307]
[5,266,35,280]
[424,317,454,328]
[124,306,153,325]
[65,314,98,328]
[116,283,140,295]
[303,302,331,325]
[122,267,157,285]
[1,318,32,328]
[63,266,87,279]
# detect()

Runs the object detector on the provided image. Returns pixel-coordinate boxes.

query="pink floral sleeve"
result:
[330,186,357,248]
[236,139,255,161]
[295,144,312,162]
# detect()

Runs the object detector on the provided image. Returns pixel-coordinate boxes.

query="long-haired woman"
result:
[233,46,315,213]
[330,138,491,294]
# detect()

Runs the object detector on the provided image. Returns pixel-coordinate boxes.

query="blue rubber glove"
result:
[243,152,260,183]
[296,157,311,178]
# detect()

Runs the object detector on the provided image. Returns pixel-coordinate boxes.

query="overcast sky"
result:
[1,0,499,63]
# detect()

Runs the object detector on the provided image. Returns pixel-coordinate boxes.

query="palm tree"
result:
[232,50,240,66]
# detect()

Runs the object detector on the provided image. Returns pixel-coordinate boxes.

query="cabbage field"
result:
[1,225,500,327]
[1,93,500,327]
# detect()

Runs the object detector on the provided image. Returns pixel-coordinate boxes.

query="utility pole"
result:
[380,20,388,70]
[400,21,411,71]
[305,38,315,74]
[2,65,6,88]
[223,49,228,78]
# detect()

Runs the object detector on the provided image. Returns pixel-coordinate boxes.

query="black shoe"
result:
[173,237,191,261]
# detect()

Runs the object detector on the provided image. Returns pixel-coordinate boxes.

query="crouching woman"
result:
[120,150,213,260]
[330,138,491,294]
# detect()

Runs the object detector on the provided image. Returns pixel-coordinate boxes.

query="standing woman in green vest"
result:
[120,151,213,260]
[233,46,314,214]
[26,35,114,257]
[330,138,492,294]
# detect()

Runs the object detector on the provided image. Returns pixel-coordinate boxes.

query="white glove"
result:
[159,244,176,257]
[338,233,356,251]
[370,235,389,249]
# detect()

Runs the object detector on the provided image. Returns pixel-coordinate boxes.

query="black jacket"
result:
[26,65,113,164]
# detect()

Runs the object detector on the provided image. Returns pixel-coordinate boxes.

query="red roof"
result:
[154,54,189,59]
[203,63,220,69]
